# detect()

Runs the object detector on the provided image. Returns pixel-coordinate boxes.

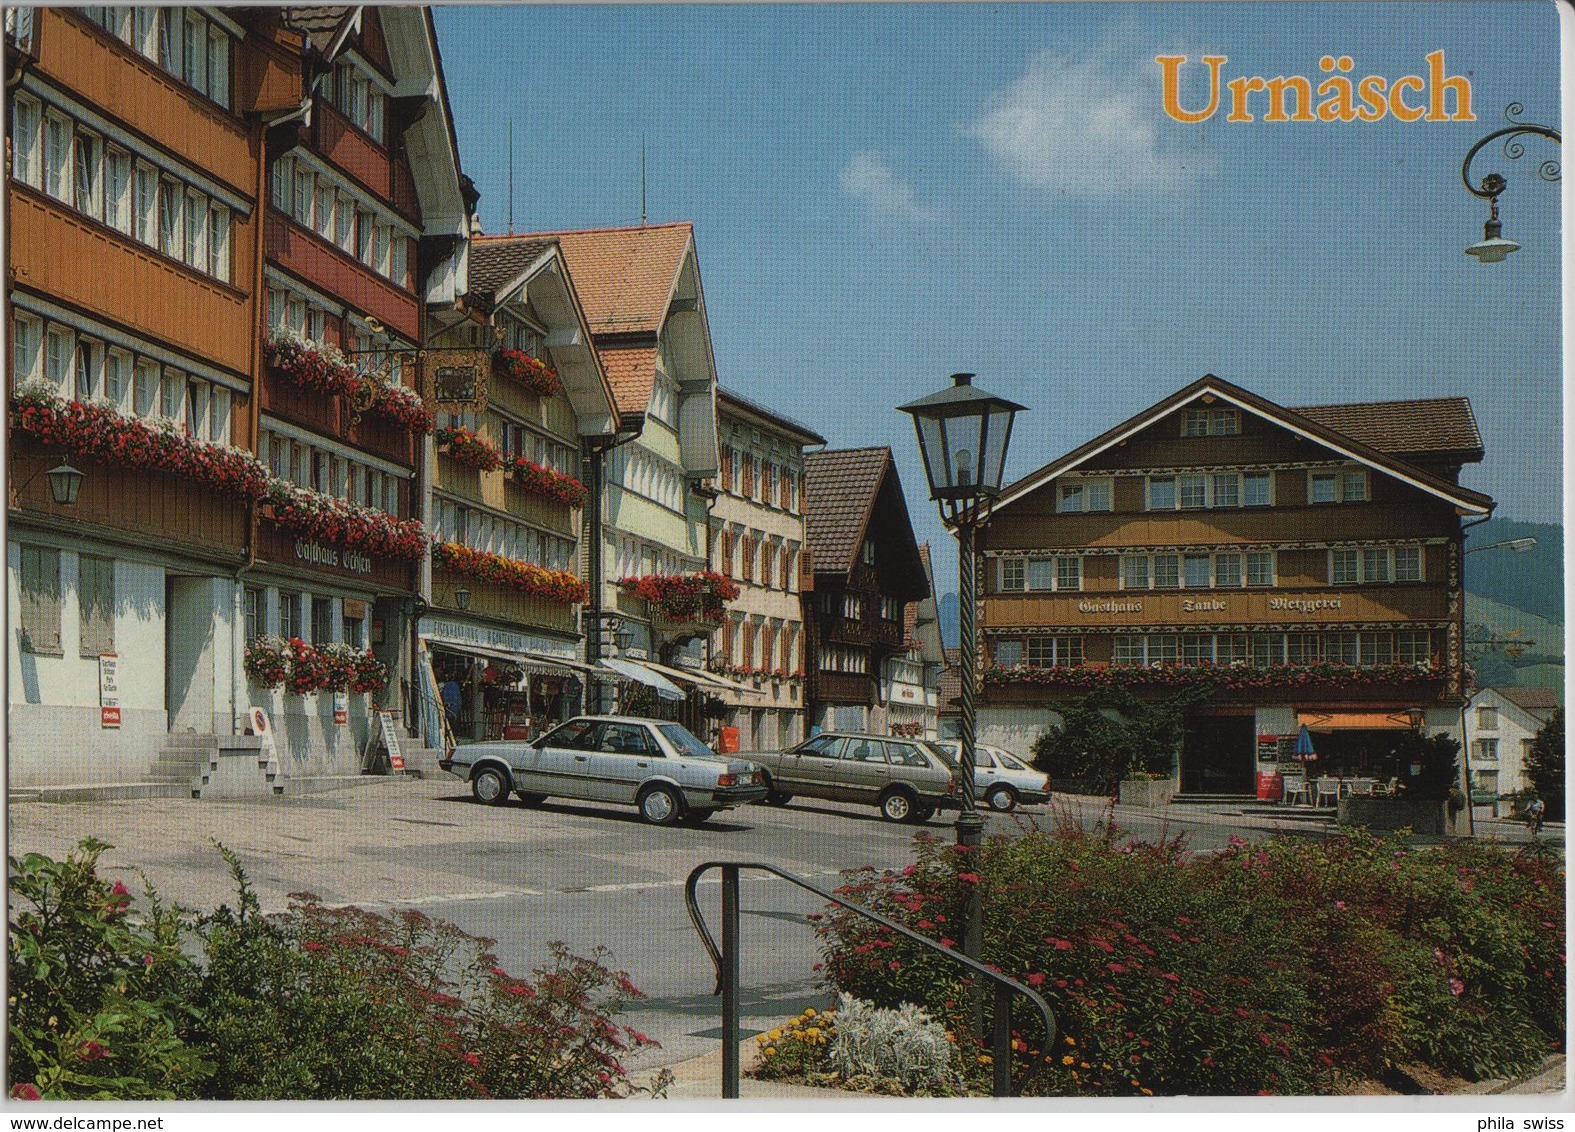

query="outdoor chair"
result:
[1281,775,1309,806]
[1348,779,1375,797]
[1315,778,1341,807]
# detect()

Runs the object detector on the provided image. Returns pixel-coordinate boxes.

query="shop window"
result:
[78,555,115,656]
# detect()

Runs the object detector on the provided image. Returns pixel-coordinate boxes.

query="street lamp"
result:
[1461,104,1560,263]
[1465,537,1537,555]
[899,374,1026,868]
[12,460,84,506]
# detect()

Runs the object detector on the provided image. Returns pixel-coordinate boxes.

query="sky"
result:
[433,1,1564,589]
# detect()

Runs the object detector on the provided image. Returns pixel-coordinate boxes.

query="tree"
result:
[1393,730,1461,802]
[1523,708,1565,821]
[1031,688,1204,796]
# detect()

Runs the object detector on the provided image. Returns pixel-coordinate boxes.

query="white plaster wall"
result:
[975,705,1061,762]
[247,686,374,778]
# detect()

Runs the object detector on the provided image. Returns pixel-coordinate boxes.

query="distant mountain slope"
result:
[1464,519,1562,626]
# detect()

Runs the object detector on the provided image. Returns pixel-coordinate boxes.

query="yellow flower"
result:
[804,1008,817,1017]
[765,1047,777,1057]
[1080,1062,1090,1069]
[1065,1036,1076,1046]
[978,1055,993,1065]
[1062,1055,1075,1066]
[47,1016,57,1028]
[806,1027,821,1038]
[1141,1088,1154,1096]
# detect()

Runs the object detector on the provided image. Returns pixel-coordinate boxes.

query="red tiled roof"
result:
[598,344,661,418]
[1294,397,1484,459]
[803,447,892,575]
[507,223,694,336]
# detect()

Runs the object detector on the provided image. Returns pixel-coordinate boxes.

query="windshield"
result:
[657,722,719,760]
[921,741,961,770]
[995,751,1028,771]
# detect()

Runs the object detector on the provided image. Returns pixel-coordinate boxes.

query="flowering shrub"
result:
[432,541,590,605]
[986,661,1443,692]
[510,457,589,507]
[263,480,427,560]
[494,348,562,397]
[619,571,740,625]
[815,824,1564,1095]
[754,1006,836,1083]
[889,722,926,738]
[9,842,668,1100]
[266,329,359,398]
[436,426,503,472]
[10,384,270,503]
[245,638,386,696]
[364,381,435,435]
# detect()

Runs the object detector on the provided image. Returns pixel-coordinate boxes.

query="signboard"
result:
[429,348,489,410]
[333,691,348,726]
[248,707,280,781]
[1256,733,1281,763]
[98,653,120,728]
[363,710,406,773]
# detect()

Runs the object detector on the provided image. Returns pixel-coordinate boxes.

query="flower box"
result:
[619,571,740,627]
[436,425,503,472]
[264,481,427,560]
[1337,797,1453,835]
[245,635,387,695]
[494,348,562,397]
[266,329,360,398]
[10,384,270,503]
[984,661,1444,694]
[509,457,589,507]
[432,540,589,604]
[364,381,435,435]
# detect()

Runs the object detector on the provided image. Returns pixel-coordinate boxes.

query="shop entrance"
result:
[1180,713,1256,795]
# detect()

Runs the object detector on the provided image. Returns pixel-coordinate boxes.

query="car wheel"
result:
[638,784,684,826]
[878,788,917,823]
[682,808,718,826]
[515,792,547,807]
[471,766,511,806]
[761,776,793,806]
[986,784,1019,813]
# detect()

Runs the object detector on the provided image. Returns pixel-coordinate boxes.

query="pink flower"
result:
[956,872,981,884]
[1449,978,1465,997]
[1025,973,1046,987]
[79,1041,109,1062]
[1227,834,1247,848]
[10,1083,41,1100]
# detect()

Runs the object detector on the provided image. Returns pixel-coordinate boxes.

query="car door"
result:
[781,734,847,798]
[531,718,604,797]
[583,721,657,803]
[837,737,891,802]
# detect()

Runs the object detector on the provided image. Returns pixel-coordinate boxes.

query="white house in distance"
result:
[1464,686,1560,799]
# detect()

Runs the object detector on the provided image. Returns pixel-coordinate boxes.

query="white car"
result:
[440,715,767,826]
[927,740,1051,812]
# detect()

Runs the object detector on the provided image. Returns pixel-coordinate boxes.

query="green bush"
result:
[814,822,1564,1095]
[8,842,666,1100]
[1523,709,1565,822]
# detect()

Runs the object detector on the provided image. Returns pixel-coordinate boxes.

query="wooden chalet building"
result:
[974,374,1493,796]
[802,447,931,735]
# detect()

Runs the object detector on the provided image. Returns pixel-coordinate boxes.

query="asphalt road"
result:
[6,778,1558,1081]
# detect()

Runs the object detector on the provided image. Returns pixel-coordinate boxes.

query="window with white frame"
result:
[1477,705,1499,730]
[999,556,1081,593]
[1310,467,1368,504]
[10,93,41,188]
[1024,635,1082,668]
[1330,545,1420,586]
[1057,478,1112,513]
[111,6,230,106]
[1180,407,1239,436]
[1242,470,1273,506]
[12,312,43,386]
[1119,550,1274,589]
[1245,551,1275,586]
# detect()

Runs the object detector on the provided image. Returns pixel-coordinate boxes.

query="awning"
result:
[600,657,684,701]
[637,658,765,697]
[427,640,594,680]
[1298,711,1417,731]
[521,651,603,677]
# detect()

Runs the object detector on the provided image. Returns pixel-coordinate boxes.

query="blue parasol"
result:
[1294,724,1318,762]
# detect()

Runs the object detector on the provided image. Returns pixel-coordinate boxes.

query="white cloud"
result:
[838,150,938,223]
[965,46,1213,197]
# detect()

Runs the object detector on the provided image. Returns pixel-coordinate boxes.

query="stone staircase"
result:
[150,734,274,798]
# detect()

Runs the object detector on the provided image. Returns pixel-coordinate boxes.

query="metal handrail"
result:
[684,860,1057,1098]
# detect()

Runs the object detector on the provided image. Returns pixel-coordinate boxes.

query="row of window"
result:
[261,428,404,518]
[609,444,686,513]
[78,7,232,109]
[991,630,1436,668]
[431,497,576,574]
[244,587,368,649]
[1054,467,1371,514]
[11,93,233,283]
[270,155,413,290]
[15,546,114,656]
[433,405,579,481]
[716,619,803,675]
[719,444,802,513]
[818,643,868,675]
[267,286,414,386]
[612,536,693,585]
[13,312,234,445]
[995,545,1426,593]
[716,528,801,592]
[328,58,388,144]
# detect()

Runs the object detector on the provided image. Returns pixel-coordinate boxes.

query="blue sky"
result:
[434,2,1563,585]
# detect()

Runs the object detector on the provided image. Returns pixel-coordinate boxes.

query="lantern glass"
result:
[898,373,1026,504]
[46,463,83,505]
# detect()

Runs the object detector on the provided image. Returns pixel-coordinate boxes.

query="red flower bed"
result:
[494,349,562,397]
[510,457,589,508]
[436,426,503,472]
[619,571,740,625]
[432,541,589,605]
[984,661,1442,693]
[10,385,270,502]
[264,481,427,560]
[266,330,360,398]
[364,382,435,435]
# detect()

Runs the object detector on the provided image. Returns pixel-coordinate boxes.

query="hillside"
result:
[1464,519,1563,626]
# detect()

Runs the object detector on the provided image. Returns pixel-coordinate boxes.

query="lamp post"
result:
[1461,104,1560,263]
[899,374,1026,874]
[1464,537,1537,555]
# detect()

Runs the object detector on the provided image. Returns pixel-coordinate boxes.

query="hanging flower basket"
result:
[244,635,292,690]
[983,660,1443,693]
[9,384,270,502]
[509,457,589,508]
[263,480,427,560]
[494,348,562,397]
[432,540,590,604]
[363,380,435,435]
[246,636,386,695]
[619,571,740,626]
[436,425,504,472]
[266,329,360,398]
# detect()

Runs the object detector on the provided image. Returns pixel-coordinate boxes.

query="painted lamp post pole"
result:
[1461,104,1560,263]
[898,374,1026,942]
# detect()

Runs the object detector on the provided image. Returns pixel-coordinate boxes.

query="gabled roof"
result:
[717,386,827,448]
[804,448,892,575]
[281,6,357,55]
[1295,397,1484,462]
[521,223,695,336]
[467,238,558,304]
[1488,686,1563,714]
[992,374,1494,517]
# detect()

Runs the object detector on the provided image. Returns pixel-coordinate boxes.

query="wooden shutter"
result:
[20,545,62,654]
[78,555,115,656]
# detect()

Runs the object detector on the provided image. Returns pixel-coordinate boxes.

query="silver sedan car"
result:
[928,740,1051,812]
[440,715,767,826]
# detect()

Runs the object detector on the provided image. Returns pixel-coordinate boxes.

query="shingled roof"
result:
[803,448,892,575]
[1493,686,1563,714]
[280,6,357,54]
[1294,397,1484,461]
[468,237,558,305]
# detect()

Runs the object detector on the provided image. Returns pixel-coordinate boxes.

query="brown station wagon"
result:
[746,731,962,823]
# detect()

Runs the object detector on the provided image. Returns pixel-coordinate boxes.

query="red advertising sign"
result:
[100,706,121,727]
